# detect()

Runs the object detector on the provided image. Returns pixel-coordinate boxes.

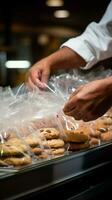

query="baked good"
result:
[3,155,32,166]
[100,130,112,141]
[32,147,43,155]
[0,138,27,157]
[68,141,90,150]
[89,138,100,146]
[64,128,89,143]
[102,117,112,126]
[39,128,60,139]
[43,139,65,148]
[38,152,49,159]
[95,119,108,130]
[45,148,65,155]
[24,135,41,147]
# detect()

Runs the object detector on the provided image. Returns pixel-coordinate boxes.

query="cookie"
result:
[3,155,32,166]
[0,138,28,157]
[24,135,41,147]
[43,139,65,148]
[32,147,43,155]
[45,148,65,155]
[100,130,112,141]
[95,116,112,130]
[39,128,60,140]
[0,145,24,157]
[68,141,90,150]
[89,138,100,146]
[7,138,27,149]
[95,119,106,128]
[102,117,112,126]
[64,128,89,143]
[38,152,49,159]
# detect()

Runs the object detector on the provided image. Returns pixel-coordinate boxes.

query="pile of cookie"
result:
[39,128,65,158]
[93,115,112,143]
[24,128,65,159]
[63,126,90,151]
[62,112,112,152]
[1,110,112,168]
[0,136,32,167]
[0,127,66,167]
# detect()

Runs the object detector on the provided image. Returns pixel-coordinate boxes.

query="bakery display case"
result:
[1,141,112,200]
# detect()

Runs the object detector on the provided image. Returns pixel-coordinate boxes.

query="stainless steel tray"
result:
[1,142,112,200]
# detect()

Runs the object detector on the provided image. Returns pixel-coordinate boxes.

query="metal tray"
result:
[1,142,112,200]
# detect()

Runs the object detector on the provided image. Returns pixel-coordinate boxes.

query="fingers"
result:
[64,85,85,114]
[30,70,45,89]
[26,69,45,89]
[66,110,83,121]
[68,84,84,100]
[63,94,97,122]
[41,69,50,85]
[65,108,96,122]
[63,95,78,114]
[25,77,36,90]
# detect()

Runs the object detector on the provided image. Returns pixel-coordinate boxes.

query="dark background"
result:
[0,0,111,87]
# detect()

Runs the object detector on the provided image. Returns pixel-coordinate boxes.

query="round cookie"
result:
[24,135,41,147]
[64,128,89,143]
[68,141,90,150]
[39,128,60,140]
[89,138,100,147]
[32,147,43,155]
[45,148,65,155]
[0,144,26,157]
[0,138,28,157]
[38,152,49,159]
[95,118,109,130]
[7,138,27,149]
[101,116,112,126]
[100,130,112,142]
[3,155,32,166]
[43,139,65,148]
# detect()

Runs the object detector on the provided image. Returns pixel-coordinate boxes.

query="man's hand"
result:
[25,47,86,90]
[63,77,112,121]
[26,58,51,89]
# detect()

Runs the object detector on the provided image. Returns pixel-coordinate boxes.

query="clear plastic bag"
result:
[0,125,33,169]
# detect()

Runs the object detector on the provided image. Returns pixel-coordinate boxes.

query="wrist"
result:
[47,47,86,73]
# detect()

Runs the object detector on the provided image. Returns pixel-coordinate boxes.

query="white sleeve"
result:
[61,0,112,69]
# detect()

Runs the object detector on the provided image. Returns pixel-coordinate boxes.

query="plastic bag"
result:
[0,122,33,169]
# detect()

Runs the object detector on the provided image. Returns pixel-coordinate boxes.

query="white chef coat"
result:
[61,0,112,69]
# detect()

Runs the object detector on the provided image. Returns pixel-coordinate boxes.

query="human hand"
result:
[26,58,51,89]
[63,77,112,121]
[25,47,86,90]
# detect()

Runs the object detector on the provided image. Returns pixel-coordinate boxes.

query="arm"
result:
[63,76,112,121]
[62,0,112,69]
[26,1,112,89]
[26,47,86,89]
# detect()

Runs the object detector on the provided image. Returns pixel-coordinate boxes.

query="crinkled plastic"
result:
[1,67,112,169]
[0,124,33,169]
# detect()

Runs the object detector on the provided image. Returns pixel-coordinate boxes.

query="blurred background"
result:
[0,0,110,87]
